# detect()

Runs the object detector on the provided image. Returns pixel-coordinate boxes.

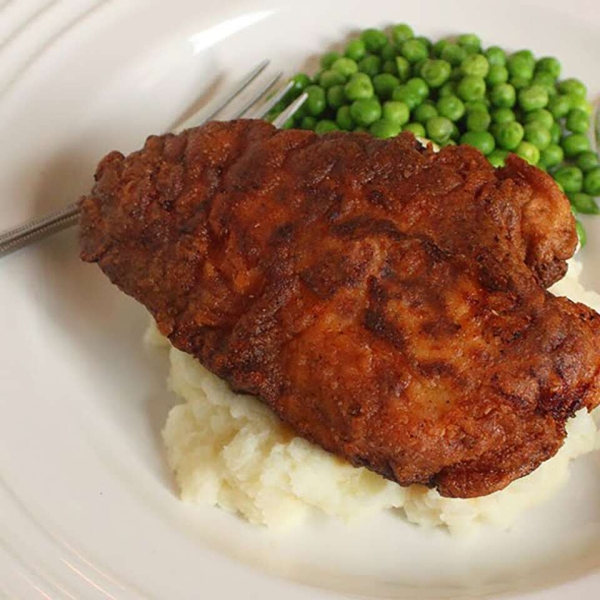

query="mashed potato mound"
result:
[152,261,600,534]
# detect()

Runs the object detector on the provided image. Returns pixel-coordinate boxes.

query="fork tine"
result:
[233,71,283,119]
[272,92,308,128]
[203,59,270,122]
[174,59,270,132]
[248,79,295,120]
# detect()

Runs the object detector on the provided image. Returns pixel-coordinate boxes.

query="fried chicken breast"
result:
[80,120,600,498]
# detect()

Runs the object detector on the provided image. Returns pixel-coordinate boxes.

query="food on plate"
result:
[80,119,600,501]
[274,25,600,245]
[152,257,600,533]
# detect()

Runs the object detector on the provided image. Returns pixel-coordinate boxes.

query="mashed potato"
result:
[151,261,600,535]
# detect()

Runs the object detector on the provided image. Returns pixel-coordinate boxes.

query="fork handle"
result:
[0,203,81,258]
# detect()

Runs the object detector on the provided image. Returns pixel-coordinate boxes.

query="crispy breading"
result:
[80,120,600,498]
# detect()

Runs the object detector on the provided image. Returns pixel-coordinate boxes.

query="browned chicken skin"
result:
[80,120,600,498]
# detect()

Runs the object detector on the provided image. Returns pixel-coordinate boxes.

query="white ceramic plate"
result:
[1,0,600,598]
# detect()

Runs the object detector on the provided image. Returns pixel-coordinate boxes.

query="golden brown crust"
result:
[80,120,600,498]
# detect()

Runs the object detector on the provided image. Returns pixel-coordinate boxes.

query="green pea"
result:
[305,85,327,116]
[319,69,347,89]
[569,96,593,116]
[535,56,561,79]
[490,83,516,108]
[380,44,396,61]
[361,28,388,54]
[569,192,600,214]
[531,72,557,97]
[524,108,554,130]
[420,59,452,88]
[354,126,368,133]
[461,131,495,155]
[550,122,561,145]
[413,102,438,124]
[532,70,556,86]
[327,85,347,109]
[412,58,428,78]
[457,75,486,101]
[496,121,525,150]
[467,110,491,132]
[345,39,367,61]
[573,193,600,218]
[300,115,317,130]
[336,106,355,131]
[291,73,311,93]
[413,35,430,49]
[461,54,490,78]
[488,148,509,167]
[554,166,583,193]
[519,85,549,111]
[523,122,551,150]
[562,133,591,158]
[369,119,401,139]
[465,99,490,113]
[548,95,571,119]
[512,49,535,65]
[450,122,461,140]
[426,116,453,144]
[350,97,382,126]
[315,119,339,134]
[576,151,600,172]
[358,55,382,78]
[516,141,540,165]
[392,85,420,110]
[576,220,587,248]
[566,109,590,134]
[486,65,509,86]
[492,107,516,124]
[321,51,342,69]
[382,59,398,75]
[557,78,587,98]
[458,33,482,53]
[489,83,517,108]
[372,73,398,99]
[332,57,358,78]
[583,167,600,195]
[438,81,457,97]
[345,72,374,101]
[485,46,507,66]
[406,77,430,100]
[510,75,532,90]
[433,39,448,57]
[403,122,426,137]
[539,144,564,169]
[395,56,411,82]
[437,95,465,121]
[391,23,414,46]
[507,54,535,80]
[382,101,410,126]
[401,39,429,63]
[441,44,467,66]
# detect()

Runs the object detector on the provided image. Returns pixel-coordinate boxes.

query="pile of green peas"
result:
[270,25,599,247]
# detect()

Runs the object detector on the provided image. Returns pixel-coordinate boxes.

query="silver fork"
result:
[0,60,307,258]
